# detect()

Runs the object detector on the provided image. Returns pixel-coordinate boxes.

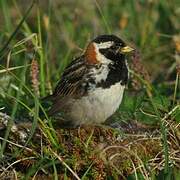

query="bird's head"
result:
[85,35,134,64]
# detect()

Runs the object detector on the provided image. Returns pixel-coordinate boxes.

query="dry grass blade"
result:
[0,65,31,74]
[0,157,36,178]
[51,150,81,180]
[0,137,33,153]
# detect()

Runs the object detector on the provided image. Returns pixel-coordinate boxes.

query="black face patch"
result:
[94,35,128,61]
[99,48,118,61]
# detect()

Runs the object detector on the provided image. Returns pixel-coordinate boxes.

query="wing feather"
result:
[52,56,87,98]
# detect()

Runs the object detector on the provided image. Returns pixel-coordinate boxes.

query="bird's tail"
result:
[41,94,54,102]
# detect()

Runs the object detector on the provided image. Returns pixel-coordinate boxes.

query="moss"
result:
[0,120,179,179]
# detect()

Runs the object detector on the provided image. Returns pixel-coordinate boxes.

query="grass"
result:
[0,0,180,179]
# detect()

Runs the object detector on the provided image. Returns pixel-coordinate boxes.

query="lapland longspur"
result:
[45,35,134,127]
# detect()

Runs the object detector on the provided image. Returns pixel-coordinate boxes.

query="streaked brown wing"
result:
[52,55,87,98]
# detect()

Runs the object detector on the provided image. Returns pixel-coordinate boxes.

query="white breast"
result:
[69,83,125,126]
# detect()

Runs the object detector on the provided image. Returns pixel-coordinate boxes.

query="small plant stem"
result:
[37,5,45,96]
[173,73,179,107]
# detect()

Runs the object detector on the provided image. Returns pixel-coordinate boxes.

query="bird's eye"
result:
[110,44,117,50]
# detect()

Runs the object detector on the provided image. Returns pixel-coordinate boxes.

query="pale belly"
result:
[68,83,125,126]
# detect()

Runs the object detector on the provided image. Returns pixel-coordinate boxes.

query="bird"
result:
[45,35,134,128]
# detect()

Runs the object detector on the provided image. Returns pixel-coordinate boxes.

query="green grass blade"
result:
[0,0,35,59]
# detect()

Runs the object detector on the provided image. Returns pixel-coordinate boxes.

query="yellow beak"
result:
[120,46,134,53]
